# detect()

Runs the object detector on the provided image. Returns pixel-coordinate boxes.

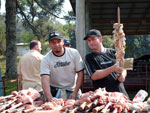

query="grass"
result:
[0,56,6,77]
[0,55,21,95]
[4,79,18,95]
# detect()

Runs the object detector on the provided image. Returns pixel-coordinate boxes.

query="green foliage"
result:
[102,35,150,59]
[0,56,21,77]
[64,11,76,24]
[0,15,6,55]
[0,56,6,76]
[17,0,65,40]
[125,35,150,58]
[41,40,50,54]
[103,35,114,48]
[20,31,37,43]
[5,80,18,95]
[63,23,75,48]
[16,0,76,52]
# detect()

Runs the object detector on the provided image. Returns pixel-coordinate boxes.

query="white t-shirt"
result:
[40,47,84,91]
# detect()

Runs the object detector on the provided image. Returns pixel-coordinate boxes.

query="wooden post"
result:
[76,0,86,59]
[117,6,120,24]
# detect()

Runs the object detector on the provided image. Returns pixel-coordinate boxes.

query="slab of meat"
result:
[17,88,41,104]
[42,98,64,111]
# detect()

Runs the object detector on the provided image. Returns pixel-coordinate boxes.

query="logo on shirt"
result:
[54,61,71,68]
[101,61,112,65]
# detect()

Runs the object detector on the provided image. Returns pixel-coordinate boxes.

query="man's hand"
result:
[69,92,77,100]
[113,63,124,74]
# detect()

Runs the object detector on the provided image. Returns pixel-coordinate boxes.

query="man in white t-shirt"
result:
[40,31,84,101]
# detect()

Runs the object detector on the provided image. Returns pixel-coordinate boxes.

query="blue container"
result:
[0,68,4,96]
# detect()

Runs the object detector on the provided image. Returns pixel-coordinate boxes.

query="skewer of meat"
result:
[69,107,78,113]
[0,95,14,101]
[6,102,23,111]
[61,99,75,111]
[22,107,36,113]
[112,108,118,113]
[5,106,25,113]
[32,110,61,113]
[0,98,17,112]
[78,101,87,111]
[92,98,99,107]
[113,5,125,70]
[92,105,105,113]
[22,106,43,113]
[113,23,126,70]
[5,109,17,113]
[77,98,98,111]
[101,102,112,113]
[76,88,107,106]
[85,102,92,110]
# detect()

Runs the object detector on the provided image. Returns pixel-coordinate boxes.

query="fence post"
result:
[0,68,4,96]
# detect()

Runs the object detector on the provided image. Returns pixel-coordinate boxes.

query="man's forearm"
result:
[91,63,125,81]
[118,69,127,82]
[73,71,84,96]
[91,66,114,80]
[41,75,53,101]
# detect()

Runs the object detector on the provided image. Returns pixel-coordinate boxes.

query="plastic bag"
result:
[132,89,148,102]
[55,88,67,99]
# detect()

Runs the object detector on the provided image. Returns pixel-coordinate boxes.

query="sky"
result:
[56,0,73,24]
[0,0,73,24]
[0,0,5,14]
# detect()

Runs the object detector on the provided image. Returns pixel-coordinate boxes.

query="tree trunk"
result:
[5,0,17,78]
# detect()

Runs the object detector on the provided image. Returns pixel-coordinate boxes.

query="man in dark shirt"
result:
[84,29,128,97]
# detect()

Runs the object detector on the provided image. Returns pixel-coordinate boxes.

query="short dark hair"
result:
[84,29,102,40]
[29,40,39,49]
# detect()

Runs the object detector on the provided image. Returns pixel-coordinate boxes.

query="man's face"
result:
[49,38,64,54]
[87,36,102,50]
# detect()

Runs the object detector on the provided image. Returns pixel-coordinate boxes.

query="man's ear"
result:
[34,45,38,50]
[99,37,103,42]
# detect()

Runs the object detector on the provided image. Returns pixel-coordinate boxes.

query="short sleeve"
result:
[84,54,97,77]
[74,50,84,72]
[40,57,50,76]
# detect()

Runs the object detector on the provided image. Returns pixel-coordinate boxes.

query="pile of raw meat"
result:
[0,88,150,113]
[0,88,44,113]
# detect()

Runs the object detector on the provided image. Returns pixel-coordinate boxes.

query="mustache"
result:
[54,51,60,53]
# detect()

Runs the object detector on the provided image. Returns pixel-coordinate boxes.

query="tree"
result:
[62,11,76,48]
[6,0,17,78]
[16,0,65,40]
[126,35,150,58]
[63,23,75,48]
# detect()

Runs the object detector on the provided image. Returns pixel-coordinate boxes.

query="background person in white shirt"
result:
[18,40,44,93]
